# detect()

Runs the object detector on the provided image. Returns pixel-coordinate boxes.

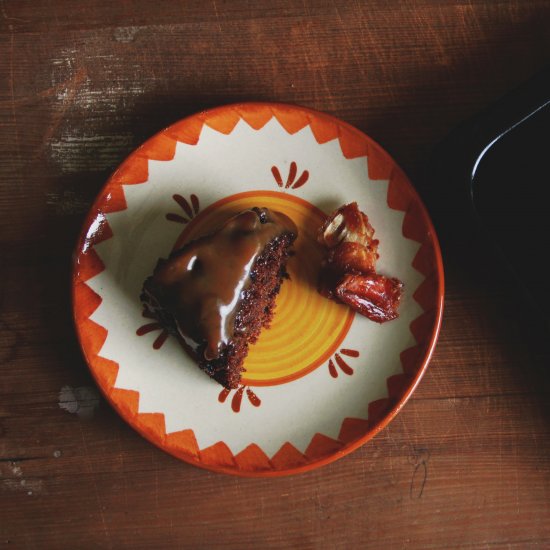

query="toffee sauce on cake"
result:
[144,207,297,362]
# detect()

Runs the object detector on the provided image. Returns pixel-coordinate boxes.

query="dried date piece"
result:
[318,202,377,251]
[317,202,403,323]
[336,273,403,323]
[327,241,379,275]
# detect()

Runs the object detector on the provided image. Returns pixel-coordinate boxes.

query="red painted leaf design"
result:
[292,169,309,189]
[136,322,162,336]
[165,213,188,224]
[231,386,245,413]
[173,194,193,217]
[340,348,359,358]
[335,353,353,375]
[153,330,169,350]
[190,194,200,214]
[285,161,297,188]
[271,166,284,187]
[218,388,230,403]
[246,388,261,407]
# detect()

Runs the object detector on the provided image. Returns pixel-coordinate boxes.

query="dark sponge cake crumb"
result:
[197,233,295,388]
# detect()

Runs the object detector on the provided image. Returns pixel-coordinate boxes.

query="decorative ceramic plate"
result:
[73,103,444,476]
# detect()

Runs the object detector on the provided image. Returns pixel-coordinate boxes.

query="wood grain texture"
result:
[1,0,550,547]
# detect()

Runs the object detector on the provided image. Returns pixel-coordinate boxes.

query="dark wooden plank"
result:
[1,395,550,547]
[1,0,550,547]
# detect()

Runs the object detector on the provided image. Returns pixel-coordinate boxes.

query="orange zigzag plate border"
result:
[72,102,444,477]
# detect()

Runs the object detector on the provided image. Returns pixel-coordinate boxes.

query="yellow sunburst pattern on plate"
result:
[173,190,355,387]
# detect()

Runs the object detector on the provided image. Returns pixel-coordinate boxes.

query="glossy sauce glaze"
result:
[143,207,297,360]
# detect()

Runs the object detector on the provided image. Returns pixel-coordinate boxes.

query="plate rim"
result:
[72,101,445,477]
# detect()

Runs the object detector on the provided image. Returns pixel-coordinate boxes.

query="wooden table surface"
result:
[2,1,550,547]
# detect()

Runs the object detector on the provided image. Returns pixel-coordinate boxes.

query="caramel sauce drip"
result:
[151,208,297,360]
